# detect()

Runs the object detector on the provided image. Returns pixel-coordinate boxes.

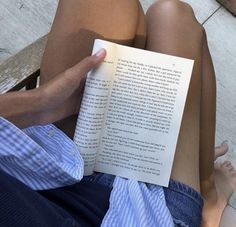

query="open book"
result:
[73,39,194,187]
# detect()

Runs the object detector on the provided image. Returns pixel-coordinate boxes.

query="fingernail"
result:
[94,48,106,57]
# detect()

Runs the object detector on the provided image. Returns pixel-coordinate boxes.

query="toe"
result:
[215,142,229,160]
[222,161,231,168]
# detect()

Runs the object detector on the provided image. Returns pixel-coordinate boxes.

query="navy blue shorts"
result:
[0,170,112,227]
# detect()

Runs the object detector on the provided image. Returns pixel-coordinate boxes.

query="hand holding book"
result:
[74,39,194,187]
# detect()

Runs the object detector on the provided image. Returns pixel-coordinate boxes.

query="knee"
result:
[147,0,194,16]
[146,0,204,35]
[147,0,201,26]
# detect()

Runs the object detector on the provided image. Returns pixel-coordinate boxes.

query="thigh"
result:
[40,0,144,82]
[199,31,216,191]
[40,0,146,138]
[146,0,204,192]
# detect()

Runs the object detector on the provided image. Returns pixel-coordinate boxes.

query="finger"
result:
[69,48,106,76]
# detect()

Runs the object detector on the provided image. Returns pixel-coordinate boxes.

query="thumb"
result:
[75,48,107,76]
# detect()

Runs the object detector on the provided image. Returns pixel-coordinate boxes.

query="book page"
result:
[73,40,116,175]
[94,41,194,186]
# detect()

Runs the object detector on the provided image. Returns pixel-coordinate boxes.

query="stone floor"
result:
[0,0,236,165]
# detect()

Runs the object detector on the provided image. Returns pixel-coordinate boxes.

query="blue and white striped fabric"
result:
[102,177,174,227]
[0,117,174,226]
[0,117,84,190]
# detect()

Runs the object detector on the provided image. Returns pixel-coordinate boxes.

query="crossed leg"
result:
[146,2,236,226]
[40,0,234,226]
[146,0,234,226]
[146,0,203,193]
[41,0,206,192]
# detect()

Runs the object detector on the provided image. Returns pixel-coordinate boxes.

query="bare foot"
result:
[202,143,236,227]
[216,161,236,191]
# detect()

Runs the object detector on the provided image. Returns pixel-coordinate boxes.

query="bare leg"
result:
[199,30,217,195]
[146,0,203,192]
[146,1,230,226]
[197,4,236,226]
[40,0,146,138]
[40,0,235,225]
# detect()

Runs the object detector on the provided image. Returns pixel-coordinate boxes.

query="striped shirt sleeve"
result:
[0,117,174,226]
[0,117,84,190]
